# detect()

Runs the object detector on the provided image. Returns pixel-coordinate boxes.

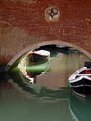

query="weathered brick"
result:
[0,0,91,64]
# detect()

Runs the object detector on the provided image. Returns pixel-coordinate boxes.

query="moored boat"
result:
[26,50,50,76]
[18,50,50,84]
[68,62,91,97]
[27,50,50,64]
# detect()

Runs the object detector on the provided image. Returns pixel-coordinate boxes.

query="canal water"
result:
[0,45,91,121]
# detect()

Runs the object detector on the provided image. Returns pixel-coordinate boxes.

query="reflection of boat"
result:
[68,62,91,97]
[69,94,91,121]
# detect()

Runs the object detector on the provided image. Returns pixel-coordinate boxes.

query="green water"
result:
[0,46,91,121]
[11,47,91,89]
[0,76,91,121]
[0,85,72,121]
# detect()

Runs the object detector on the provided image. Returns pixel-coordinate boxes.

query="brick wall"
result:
[0,0,91,64]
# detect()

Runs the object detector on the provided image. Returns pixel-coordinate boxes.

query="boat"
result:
[27,50,50,64]
[26,50,50,76]
[18,50,50,84]
[68,62,91,97]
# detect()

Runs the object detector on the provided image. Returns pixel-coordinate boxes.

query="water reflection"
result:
[11,45,91,89]
[8,71,70,98]
[0,84,72,121]
[0,45,91,121]
[69,94,91,121]
[0,74,91,121]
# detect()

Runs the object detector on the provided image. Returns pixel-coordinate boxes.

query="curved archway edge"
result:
[8,40,91,67]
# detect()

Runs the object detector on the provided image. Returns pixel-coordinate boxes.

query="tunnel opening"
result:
[7,43,91,92]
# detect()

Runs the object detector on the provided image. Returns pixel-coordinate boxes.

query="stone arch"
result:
[8,40,91,67]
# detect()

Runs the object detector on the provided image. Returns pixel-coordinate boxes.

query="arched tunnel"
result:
[0,0,91,94]
[2,41,90,89]
[1,1,91,121]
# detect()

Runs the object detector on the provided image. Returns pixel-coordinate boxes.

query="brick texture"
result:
[0,0,91,64]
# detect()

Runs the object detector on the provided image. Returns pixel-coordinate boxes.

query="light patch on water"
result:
[12,45,91,90]
[18,53,35,84]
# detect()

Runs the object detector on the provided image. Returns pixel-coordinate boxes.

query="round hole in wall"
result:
[45,6,60,22]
